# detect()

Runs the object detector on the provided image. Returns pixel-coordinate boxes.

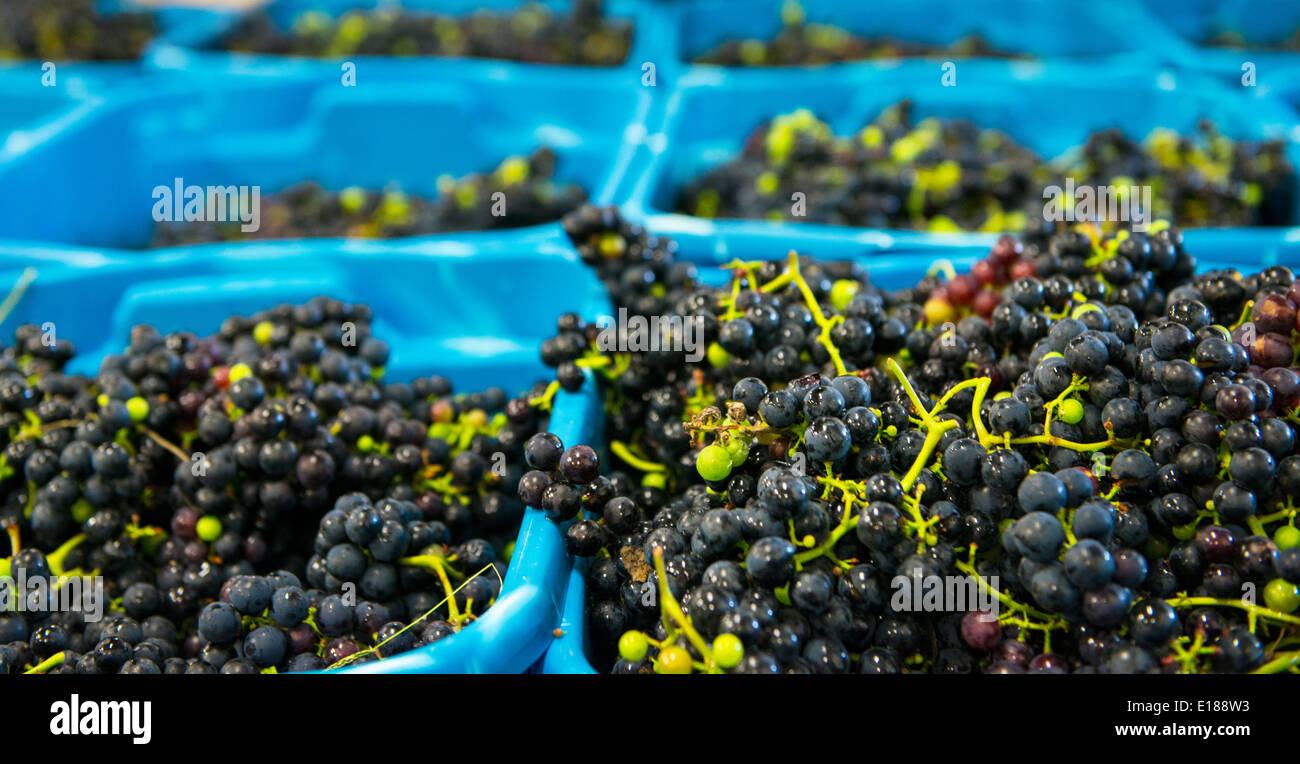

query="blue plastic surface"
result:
[0,67,653,249]
[617,61,1300,238]
[540,224,1300,673]
[0,224,611,673]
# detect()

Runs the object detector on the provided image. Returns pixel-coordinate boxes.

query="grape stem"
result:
[651,547,720,672]
[139,425,190,463]
[529,380,561,411]
[785,251,849,377]
[326,562,500,670]
[1165,595,1300,630]
[1253,651,1300,674]
[954,555,1061,625]
[610,440,666,472]
[24,650,68,674]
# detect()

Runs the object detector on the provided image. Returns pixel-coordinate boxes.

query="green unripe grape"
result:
[1264,578,1300,613]
[830,279,859,311]
[711,633,744,669]
[126,396,149,423]
[598,232,626,259]
[1275,525,1300,551]
[339,186,366,214]
[357,434,376,453]
[656,645,693,674]
[618,631,649,663]
[707,342,730,369]
[696,444,733,482]
[253,320,274,346]
[722,435,750,468]
[497,155,530,186]
[71,499,93,524]
[196,515,223,543]
[1172,522,1197,541]
[1057,398,1084,425]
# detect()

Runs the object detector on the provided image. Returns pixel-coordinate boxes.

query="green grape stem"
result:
[651,547,721,672]
[1165,595,1300,631]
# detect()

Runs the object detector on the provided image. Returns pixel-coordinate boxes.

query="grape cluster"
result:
[182,490,502,674]
[153,148,585,247]
[524,204,1300,673]
[677,102,1294,230]
[219,0,631,66]
[0,297,540,674]
[694,3,1022,65]
[0,0,156,61]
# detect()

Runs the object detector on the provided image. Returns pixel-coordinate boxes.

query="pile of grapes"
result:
[522,204,1300,674]
[152,148,586,248]
[219,0,631,66]
[0,0,156,61]
[677,103,1294,231]
[0,298,542,674]
[694,2,1022,66]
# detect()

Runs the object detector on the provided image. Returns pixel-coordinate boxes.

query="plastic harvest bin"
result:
[539,223,1300,673]
[0,66,653,249]
[617,61,1300,241]
[0,224,611,673]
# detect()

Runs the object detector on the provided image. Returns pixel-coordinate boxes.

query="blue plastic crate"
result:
[539,223,1300,673]
[617,61,1300,240]
[675,0,1183,66]
[0,66,653,249]
[0,223,612,673]
[148,0,676,79]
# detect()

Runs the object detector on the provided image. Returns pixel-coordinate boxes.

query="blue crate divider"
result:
[147,0,676,81]
[539,223,1300,673]
[615,61,1300,244]
[0,224,611,673]
[0,65,654,249]
[675,0,1186,67]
